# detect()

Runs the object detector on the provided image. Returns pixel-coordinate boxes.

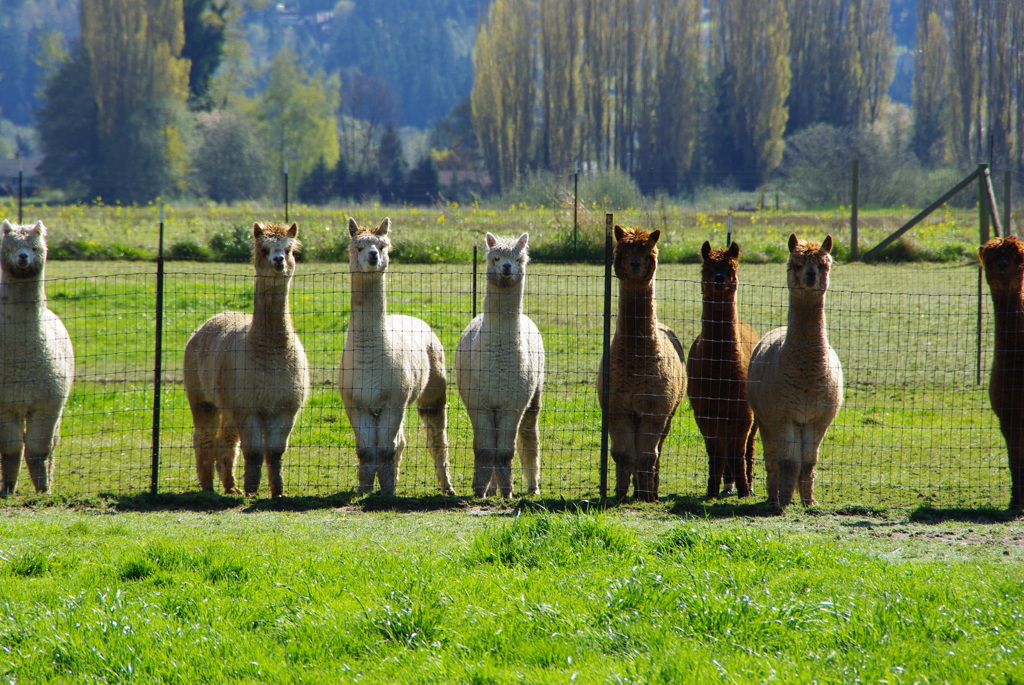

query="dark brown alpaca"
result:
[687,241,760,498]
[598,225,687,501]
[979,235,1024,511]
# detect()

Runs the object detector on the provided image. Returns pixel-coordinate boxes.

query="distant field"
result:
[3,198,1014,264]
[29,254,1013,509]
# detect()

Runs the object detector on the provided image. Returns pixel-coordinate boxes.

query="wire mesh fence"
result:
[33,255,1010,508]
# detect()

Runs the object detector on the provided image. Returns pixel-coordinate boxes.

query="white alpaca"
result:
[747,233,844,508]
[456,233,545,498]
[183,222,310,497]
[0,220,74,494]
[339,217,455,496]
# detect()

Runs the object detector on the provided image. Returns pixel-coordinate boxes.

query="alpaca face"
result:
[347,217,392,274]
[786,233,833,294]
[613,225,660,283]
[979,236,1024,294]
[253,222,300,277]
[1,220,48,279]
[484,232,529,287]
[700,240,740,301]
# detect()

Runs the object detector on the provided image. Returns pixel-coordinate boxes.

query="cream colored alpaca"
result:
[456,232,545,498]
[598,225,687,501]
[339,217,454,496]
[183,222,309,497]
[0,220,75,494]
[747,233,844,508]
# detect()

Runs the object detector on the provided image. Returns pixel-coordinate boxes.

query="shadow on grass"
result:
[665,494,784,518]
[908,505,1020,524]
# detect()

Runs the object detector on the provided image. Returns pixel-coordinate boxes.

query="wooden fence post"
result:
[599,213,614,500]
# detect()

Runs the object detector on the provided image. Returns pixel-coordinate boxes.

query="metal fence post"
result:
[150,206,165,494]
[851,159,860,260]
[599,213,614,500]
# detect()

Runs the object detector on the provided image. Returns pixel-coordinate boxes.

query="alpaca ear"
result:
[700,241,711,261]
[517,233,529,249]
[2,219,12,235]
[347,218,360,237]
[485,232,497,248]
[614,225,625,242]
[32,220,46,237]
[788,233,799,252]
[287,223,299,238]
[253,223,264,239]
[727,241,740,258]
[648,229,661,246]
[376,217,391,235]
[821,235,833,254]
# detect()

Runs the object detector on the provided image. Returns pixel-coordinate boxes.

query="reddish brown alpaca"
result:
[979,235,1024,511]
[687,241,760,498]
[598,225,687,501]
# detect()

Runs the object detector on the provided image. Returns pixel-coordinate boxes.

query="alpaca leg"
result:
[609,417,637,500]
[189,401,220,492]
[0,416,25,495]
[264,412,297,498]
[728,414,755,498]
[470,408,499,498]
[635,418,668,502]
[743,419,759,497]
[759,427,781,506]
[417,389,455,496]
[775,423,803,508]
[374,407,405,497]
[348,410,378,495]
[237,414,265,496]
[24,410,61,494]
[492,409,523,498]
[516,390,542,496]
[797,426,822,507]
[214,421,240,494]
[1008,425,1024,511]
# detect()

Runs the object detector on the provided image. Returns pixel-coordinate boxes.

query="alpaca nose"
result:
[368,251,378,266]
[273,254,285,268]
[501,262,512,275]
[804,267,817,285]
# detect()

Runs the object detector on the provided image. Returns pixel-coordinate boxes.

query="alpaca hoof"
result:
[721,483,734,496]
[441,487,457,496]
[526,487,540,496]
[244,489,259,497]
[224,487,241,495]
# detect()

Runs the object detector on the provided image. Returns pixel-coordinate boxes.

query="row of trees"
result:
[471,0,1024,196]
[35,0,438,205]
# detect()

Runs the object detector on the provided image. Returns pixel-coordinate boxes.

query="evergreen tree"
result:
[297,157,334,205]
[378,121,408,203]
[182,0,229,109]
[405,155,441,205]
[36,45,100,198]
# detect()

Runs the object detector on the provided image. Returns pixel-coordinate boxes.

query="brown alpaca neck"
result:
[250,274,294,343]
[0,271,47,319]
[699,298,741,355]
[991,288,1024,354]
[617,280,658,339]
[785,294,828,347]
[348,270,389,344]
[483,278,525,333]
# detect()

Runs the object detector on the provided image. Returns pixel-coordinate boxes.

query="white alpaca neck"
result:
[0,270,48,321]
[482,277,525,334]
[785,293,829,348]
[249,274,295,344]
[348,271,389,347]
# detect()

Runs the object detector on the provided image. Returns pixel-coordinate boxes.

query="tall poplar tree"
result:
[471,0,534,194]
[947,0,981,168]
[80,0,191,201]
[911,0,948,165]
[710,0,791,189]
[538,0,580,174]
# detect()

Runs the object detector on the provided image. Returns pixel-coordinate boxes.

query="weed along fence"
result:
[35,223,1013,508]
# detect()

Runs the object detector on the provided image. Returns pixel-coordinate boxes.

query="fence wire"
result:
[31,259,1010,507]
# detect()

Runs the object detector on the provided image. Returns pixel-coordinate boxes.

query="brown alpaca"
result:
[747,234,843,508]
[598,225,687,501]
[979,235,1024,511]
[184,223,310,497]
[687,241,760,498]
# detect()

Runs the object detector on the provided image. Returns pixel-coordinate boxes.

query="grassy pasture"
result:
[5,197,1014,264]
[34,256,1011,509]
[1,507,1023,683]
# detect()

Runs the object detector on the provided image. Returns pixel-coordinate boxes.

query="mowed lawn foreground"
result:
[1,506,1023,683]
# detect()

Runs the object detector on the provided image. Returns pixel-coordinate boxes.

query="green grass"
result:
[32,257,1010,509]
[0,507,1022,683]
[5,197,1019,264]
